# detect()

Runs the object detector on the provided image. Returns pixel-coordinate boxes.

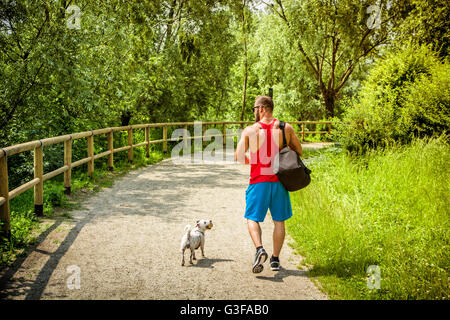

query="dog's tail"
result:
[184,224,191,241]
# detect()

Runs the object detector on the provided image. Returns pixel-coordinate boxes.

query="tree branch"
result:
[319,28,328,79]
[335,35,386,93]
[1,62,45,128]
[269,0,319,78]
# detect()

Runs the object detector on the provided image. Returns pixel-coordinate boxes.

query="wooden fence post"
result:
[163,125,167,153]
[203,124,207,148]
[108,129,114,170]
[34,142,44,216]
[328,123,332,135]
[87,133,94,176]
[128,127,133,162]
[64,137,72,195]
[222,123,226,146]
[301,123,305,142]
[145,126,150,158]
[183,125,188,150]
[0,154,11,239]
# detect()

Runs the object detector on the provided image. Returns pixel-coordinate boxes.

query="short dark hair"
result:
[255,95,274,113]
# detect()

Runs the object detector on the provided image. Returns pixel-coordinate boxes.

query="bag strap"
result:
[279,121,287,148]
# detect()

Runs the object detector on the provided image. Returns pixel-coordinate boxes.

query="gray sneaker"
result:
[252,247,268,273]
[270,257,280,271]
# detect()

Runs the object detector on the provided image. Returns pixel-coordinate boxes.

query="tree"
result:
[260,0,401,118]
[0,0,70,139]
[394,0,449,58]
[239,0,250,121]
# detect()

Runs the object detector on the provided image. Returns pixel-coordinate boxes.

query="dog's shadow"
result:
[256,266,308,282]
[188,258,234,269]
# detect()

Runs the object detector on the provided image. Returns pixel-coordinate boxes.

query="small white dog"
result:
[180,220,213,266]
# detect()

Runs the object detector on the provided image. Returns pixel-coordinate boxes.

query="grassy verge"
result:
[287,136,449,300]
[0,145,171,268]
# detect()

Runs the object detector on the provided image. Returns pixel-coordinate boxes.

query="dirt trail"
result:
[0,144,330,300]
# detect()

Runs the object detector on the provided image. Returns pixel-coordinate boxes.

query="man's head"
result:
[253,95,274,122]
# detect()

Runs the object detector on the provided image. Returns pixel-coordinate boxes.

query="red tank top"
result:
[249,119,280,184]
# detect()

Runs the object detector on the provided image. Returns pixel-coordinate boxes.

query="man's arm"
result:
[235,127,250,164]
[286,123,303,157]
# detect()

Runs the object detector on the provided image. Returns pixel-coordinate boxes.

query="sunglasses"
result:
[252,105,263,111]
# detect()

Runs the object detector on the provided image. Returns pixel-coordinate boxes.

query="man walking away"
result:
[235,95,303,273]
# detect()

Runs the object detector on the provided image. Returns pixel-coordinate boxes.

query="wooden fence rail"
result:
[0,120,334,238]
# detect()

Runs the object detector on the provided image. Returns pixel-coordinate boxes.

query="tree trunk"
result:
[322,89,335,118]
[163,0,178,50]
[240,61,248,121]
[121,111,132,126]
[240,0,248,122]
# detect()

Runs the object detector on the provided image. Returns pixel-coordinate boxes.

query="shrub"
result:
[336,45,450,154]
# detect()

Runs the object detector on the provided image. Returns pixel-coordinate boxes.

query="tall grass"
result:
[287,136,449,300]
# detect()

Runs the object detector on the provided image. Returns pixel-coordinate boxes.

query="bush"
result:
[336,45,450,154]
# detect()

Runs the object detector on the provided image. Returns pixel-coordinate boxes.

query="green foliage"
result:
[1,188,37,265]
[0,0,449,298]
[394,0,450,57]
[253,11,320,121]
[9,209,37,247]
[0,0,241,144]
[44,184,67,215]
[253,0,396,118]
[0,0,249,191]
[336,45,450,153]
[288,137,450,299]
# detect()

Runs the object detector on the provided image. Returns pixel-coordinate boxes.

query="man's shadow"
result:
[256,266,308,282]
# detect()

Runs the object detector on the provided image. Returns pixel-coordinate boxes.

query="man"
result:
[235,95,303,273]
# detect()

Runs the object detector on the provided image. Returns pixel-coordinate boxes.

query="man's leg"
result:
[244,183,269,273]
[272,220,285,257]
[268,182,292,265]
[247,219,263,248]
[247,219,268,273]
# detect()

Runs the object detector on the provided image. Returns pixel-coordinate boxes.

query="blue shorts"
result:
[244,182,293,222]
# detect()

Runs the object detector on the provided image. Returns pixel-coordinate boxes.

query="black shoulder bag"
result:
[273,121,312,191]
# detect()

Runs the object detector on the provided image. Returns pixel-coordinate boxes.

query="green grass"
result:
[287,136,449,300]
[301,145,337,159]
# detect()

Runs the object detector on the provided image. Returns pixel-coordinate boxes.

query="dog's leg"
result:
[192,249,196,261]
[189,248,194,264]
[200,238,205,258]
[181,248,185,266]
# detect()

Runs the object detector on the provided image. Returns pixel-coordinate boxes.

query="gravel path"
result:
[0,146,329,300]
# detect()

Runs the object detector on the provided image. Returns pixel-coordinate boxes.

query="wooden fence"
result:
[0,120,333,237]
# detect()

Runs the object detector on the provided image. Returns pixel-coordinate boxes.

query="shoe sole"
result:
[270,265,280,271]
[252,251,268,274]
